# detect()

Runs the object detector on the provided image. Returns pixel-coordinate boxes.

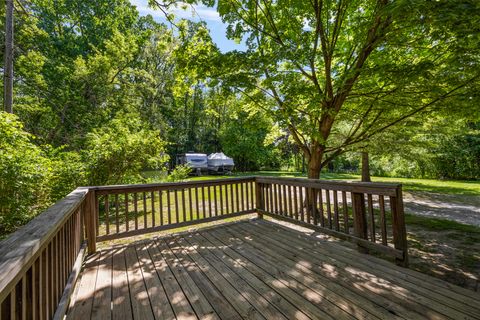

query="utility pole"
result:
[4,0,14,113]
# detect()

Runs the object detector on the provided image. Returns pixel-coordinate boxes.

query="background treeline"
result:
[1,0,479,236]
[0,0,281,235]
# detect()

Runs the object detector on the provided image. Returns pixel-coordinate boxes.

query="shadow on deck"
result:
[67,219,480,320]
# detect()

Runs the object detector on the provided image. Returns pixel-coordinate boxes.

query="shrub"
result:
[0,112,52,236]
[166,165,192,182]
[83,113,168,185]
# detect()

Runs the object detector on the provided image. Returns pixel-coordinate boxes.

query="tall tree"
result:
[210,0,480,178]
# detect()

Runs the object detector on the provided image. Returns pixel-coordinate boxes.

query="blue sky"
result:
[129,0,246,52]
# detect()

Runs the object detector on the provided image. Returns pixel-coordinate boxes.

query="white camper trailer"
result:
[176,153,208,175]
[207,152,235,173]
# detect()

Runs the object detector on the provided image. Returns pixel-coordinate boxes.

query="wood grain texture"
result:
[66,220,480,320]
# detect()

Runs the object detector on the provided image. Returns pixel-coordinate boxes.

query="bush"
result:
[0,112,52,236]
[48,149,85,199]
[166,165,192,182]
[83,113,168,185]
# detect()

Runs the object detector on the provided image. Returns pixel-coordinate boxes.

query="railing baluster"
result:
[159,190,164,226]
[61,226,65,289]
[182,188,186,222]
[143,192,147,228]
[195,187,200,218]
[53,234,58,306]
[32,261,39,320]
[225,184,229,214]
[326,189,332,229]
[49,242,54,316]
[367,194,375,242]
[115,194,120,233]
[151,191,156,227]
[208,186,213,218]
[167,190,171,225]
[239,183,244,212]
[174,190,179,223]
[219,185,224,215]
[251,181,255,209]
[271,184,276,213]
[231,184,235,213]
[342,191,349,234]
[272,184,277,214]
[189,187,193,221]
[133,193,138,230]
[213,185,218,217]
[318,189,325,227]
[10,286,16,320]
[280,184,284,215]
[22,275,27,320]
[105,195,110,235]
[124,193,129,232]
[379,195,387,245]
[202,186,206,219]
[299,187,304,222]
[268,184,272,213]
[305,188,313,224]
[262,183,267,213]
[95,196,100,236]
[246,182,249,210]
[41,249,47,319]
[287,185,292,218]
[334,191,340,231]
[276,184,281,215]
[293,186,299,220]
[235,183,240,213]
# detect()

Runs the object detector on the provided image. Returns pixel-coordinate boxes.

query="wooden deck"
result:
[67,219,480,320]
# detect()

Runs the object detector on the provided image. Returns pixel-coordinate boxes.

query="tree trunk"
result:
[3,0,14,113]
[307,150,323,179]
[361,151,371,182]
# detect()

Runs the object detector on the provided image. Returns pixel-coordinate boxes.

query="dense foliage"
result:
[1,0,479,237]
[210,0,480,178]
[0,112,51,235]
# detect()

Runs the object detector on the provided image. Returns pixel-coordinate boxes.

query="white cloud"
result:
[130,0,221,23]
[187,5,221,22]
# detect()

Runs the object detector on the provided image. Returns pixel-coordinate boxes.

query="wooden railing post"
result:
[390,186,409,267]
[352,192,368,254]
[84,190,97,254]
[255,180,264,219]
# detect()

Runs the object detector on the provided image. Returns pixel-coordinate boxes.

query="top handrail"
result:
[256,176,401,196]
[0,187,88,302]
[92,176,256,195]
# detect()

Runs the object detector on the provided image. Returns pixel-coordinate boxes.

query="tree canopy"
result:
[208,0,480,177]
[1,0,479,236]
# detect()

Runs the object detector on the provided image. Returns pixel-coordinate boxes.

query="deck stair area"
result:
[0,176,479,319]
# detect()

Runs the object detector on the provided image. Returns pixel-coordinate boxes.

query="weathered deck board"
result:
[67,220,480,320]
[248,220,480,319]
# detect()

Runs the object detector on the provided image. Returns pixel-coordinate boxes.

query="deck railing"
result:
[91,177,257,245]
[255,177,408,266]
[0,176,408,319]
[0,188,88,320]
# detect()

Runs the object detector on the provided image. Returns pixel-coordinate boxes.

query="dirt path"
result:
[403,191,480,226]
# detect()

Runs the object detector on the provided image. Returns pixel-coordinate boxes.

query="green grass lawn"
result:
[143,170,480,195]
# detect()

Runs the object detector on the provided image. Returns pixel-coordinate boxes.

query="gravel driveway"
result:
[403,191,480,226]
